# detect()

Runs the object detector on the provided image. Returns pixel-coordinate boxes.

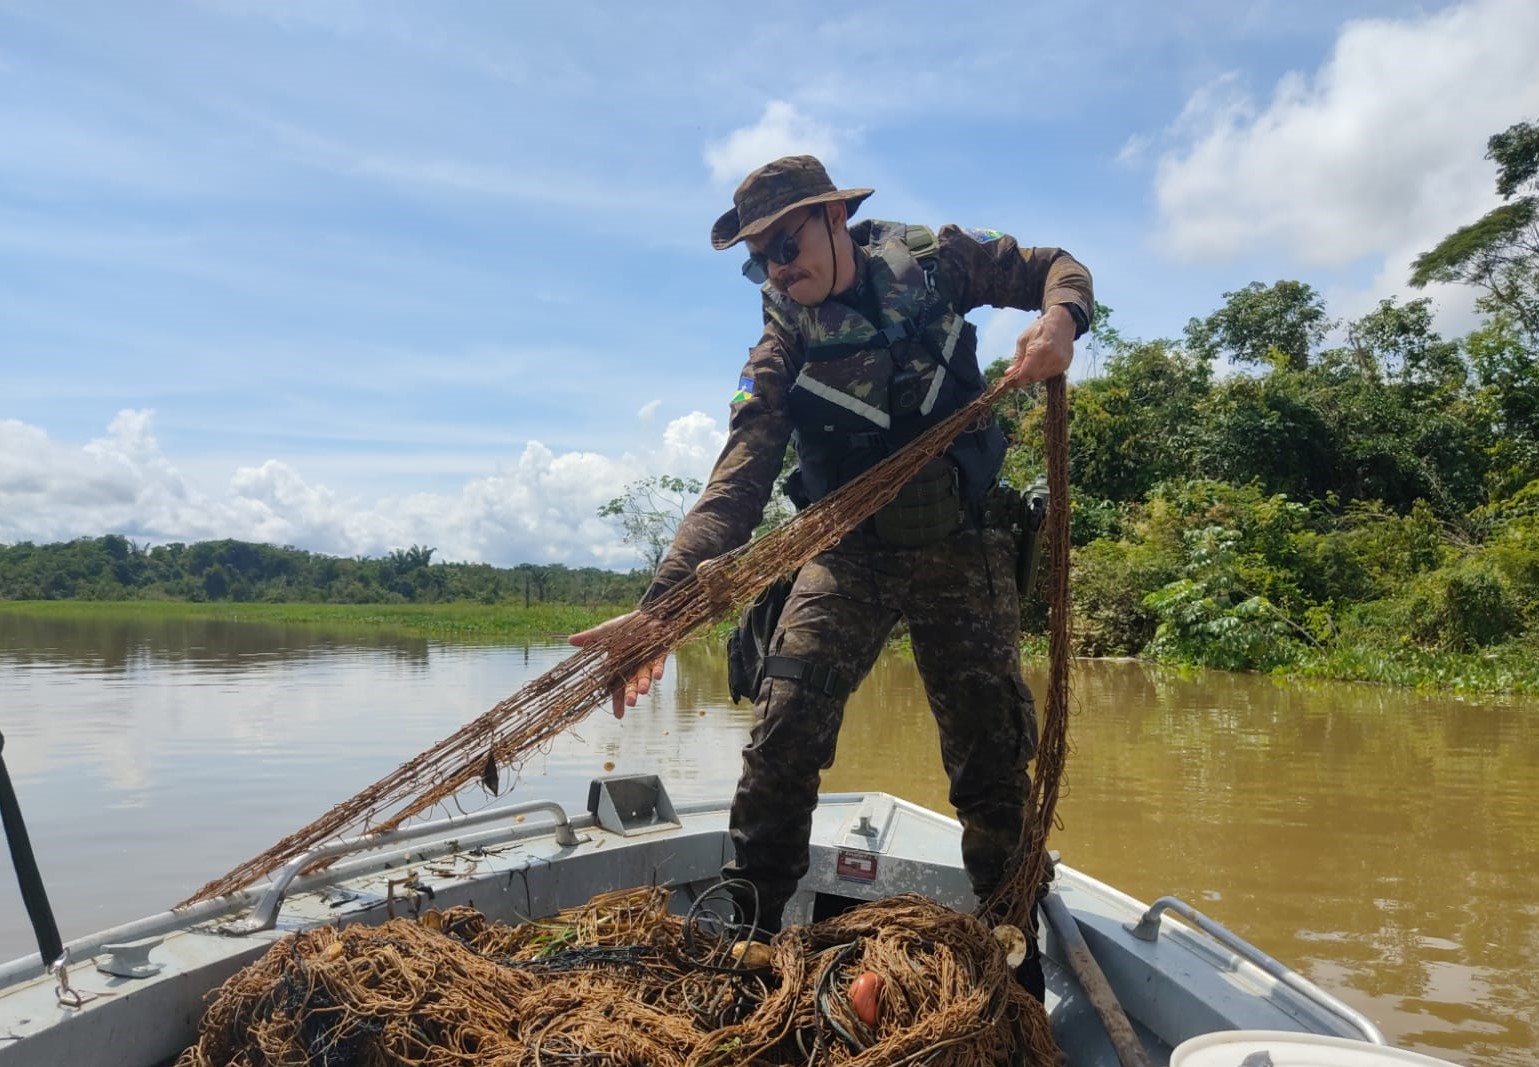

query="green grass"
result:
[0,599,631,642]
[1288,638,1539,694]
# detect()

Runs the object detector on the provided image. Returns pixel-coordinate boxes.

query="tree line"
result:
[0,536,650,607]
[990,120,1538,689]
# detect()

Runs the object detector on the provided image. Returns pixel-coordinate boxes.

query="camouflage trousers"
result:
[724,523,1038,928]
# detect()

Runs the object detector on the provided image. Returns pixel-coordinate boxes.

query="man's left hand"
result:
[568,611,668,719]
[1003,305,1076,388]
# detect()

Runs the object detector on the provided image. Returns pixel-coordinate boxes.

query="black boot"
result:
[1015,949,1045,1003]
[722,877,783,939]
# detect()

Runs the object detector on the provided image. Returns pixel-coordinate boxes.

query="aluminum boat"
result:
[0,774,1404,1066]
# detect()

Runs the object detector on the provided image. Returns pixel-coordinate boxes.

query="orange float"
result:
[850,970,883,1026]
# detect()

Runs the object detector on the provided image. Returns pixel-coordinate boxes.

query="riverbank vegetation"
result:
[0,538,649,607]
[0,599,622,641]
[2,123,1536,693]
[1000,121,1539,693]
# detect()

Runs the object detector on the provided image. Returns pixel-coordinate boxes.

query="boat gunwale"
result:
[0,787,1387,1065]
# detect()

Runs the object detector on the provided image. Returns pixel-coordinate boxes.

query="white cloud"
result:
[1116,132,1152,168]
[1148,0,1539,277]
[704,101,850,185]
[0,410,727,569]
[658,411,726,472]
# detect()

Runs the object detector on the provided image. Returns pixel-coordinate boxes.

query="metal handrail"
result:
[220,799,585,935]
[1125,895,1385,1045]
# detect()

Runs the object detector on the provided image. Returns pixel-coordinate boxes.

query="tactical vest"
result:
[763,219,1006,511]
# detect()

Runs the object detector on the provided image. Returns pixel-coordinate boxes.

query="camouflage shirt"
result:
[642,224,1093,604]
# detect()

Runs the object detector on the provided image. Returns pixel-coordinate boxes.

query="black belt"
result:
[763,655,851,699]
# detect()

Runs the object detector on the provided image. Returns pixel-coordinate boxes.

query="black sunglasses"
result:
[741,208,822,284]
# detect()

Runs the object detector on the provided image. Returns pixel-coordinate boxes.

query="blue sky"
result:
[3,0,1536,569]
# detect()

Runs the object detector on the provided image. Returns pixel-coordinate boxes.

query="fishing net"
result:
[183,375,1069,911]
[978,375,1071,937]
[175,885,1059,1067]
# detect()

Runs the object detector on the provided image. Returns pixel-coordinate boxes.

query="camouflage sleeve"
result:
[934,224,1094,336]
[640,326,797,605]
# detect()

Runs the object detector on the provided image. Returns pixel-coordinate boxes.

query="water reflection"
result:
[0,612,431,673]
[827,657,1539,1065]
[0,613,1535,1065]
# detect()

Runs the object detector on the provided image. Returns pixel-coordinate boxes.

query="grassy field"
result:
[0,599,631,642]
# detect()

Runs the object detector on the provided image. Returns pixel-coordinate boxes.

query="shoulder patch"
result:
[964,227,1004,243]
[731,374,755,404]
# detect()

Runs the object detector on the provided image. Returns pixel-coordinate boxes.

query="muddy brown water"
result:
[1,612,1535,1064]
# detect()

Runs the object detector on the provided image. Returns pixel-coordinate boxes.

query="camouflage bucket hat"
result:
[710,155,874,250]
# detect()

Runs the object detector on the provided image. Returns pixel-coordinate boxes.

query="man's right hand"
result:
[568,611,668,719]
[1004,304,1076,387]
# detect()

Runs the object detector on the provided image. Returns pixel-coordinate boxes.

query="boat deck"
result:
[0,777,1381,1066]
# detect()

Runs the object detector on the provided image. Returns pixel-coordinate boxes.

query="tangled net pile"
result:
[177,886,1057,1067]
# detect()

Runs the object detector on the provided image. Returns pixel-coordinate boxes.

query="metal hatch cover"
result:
[586,775,681,837]
[838,795,897,853]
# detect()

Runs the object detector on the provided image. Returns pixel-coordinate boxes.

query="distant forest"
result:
[0,537,649,607]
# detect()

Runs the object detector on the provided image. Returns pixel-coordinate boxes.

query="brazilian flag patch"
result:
[731,375,754,403]
[964,227,1004,243]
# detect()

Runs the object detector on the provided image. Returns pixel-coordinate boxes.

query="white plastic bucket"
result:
[1171,1030,1462,1067]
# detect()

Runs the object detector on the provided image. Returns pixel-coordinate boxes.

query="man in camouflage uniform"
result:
[573,157,1091,974]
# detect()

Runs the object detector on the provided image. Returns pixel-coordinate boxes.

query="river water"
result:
[1,611,1535,1065]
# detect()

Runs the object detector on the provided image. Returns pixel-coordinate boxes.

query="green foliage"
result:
[1196,369,1339,501]
[1410,199,1537,290]
[1071,480,1308,660]
[1068,340,1212,501]
[0,536,650,606]
[1482,479,1539,528]
[1411,119,1539,339]
[1401,562,1520,651]
[1288,527,1374,617]
[1063,460,1539,688]
[1086,300,1123,356]
[1481,527,1539,627]
[1295,638,1539,694]
[0,599,626,642]
[1141,525,1303,671]
[597,475,704,570]
[1488,120,1539,198]
[1344,297,1466,393]
[1068,496,1124,546]
[1178,301,1490,517]
[1332,500,1449,586]
[1071,534,1174,655]
[1184,280,1333,371]
[1465,311,1539,498]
